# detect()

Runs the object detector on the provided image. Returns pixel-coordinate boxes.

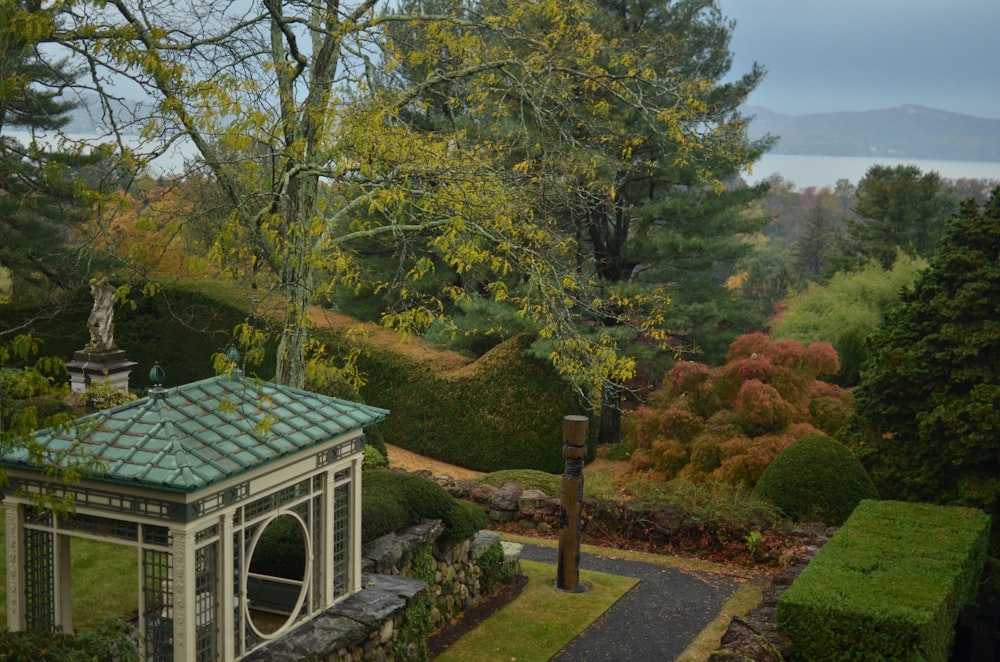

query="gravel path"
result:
[520,544,738,661]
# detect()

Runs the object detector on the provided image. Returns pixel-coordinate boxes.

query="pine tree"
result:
[851,188,1000,514]
[0,0,97,300]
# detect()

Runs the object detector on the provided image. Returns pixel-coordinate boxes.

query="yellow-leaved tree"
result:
[53,0,766,410]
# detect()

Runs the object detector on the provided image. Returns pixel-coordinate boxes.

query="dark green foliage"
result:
[113,284,278,386]
[3,282,579,473]
[249,514,306,580]
[753,434,878,525]
[0,1,109,301]
[361,470,485,544]
[850,190,1000,515]
[0,616,138,661]
[444,498,488,545]
[344,333,591,473]
[394,543,434,662]
[360,488,410,543]
[478,540,517,596]
[848,164,955,269]
[776,500,990,661]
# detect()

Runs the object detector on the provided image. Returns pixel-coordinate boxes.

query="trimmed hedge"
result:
[341,332,593,473]
[752,434,878,525]
[361,470,487,544]
[777,500,990,661]
[3,282,588,472]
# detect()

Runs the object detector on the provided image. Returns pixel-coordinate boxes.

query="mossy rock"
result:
[477,469,562,496]
[752,434,878,525]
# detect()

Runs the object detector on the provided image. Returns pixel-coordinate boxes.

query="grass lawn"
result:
[0,510,138,632]
[434,559,637,662]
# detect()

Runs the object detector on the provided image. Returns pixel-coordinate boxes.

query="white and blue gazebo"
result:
[1,365,388,661]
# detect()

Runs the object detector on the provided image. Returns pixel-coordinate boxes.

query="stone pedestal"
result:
[65,349,138,394]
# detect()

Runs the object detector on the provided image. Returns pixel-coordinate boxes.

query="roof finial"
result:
[226,345,243,380]
[150,362,165,388]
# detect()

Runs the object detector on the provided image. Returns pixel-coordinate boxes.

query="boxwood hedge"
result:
[777,500,990,661]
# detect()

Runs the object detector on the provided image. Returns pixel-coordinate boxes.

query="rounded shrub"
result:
[752,434,878,525]
[362,470,484,543]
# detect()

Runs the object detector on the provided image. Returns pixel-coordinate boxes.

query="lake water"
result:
[744,153,1000,188]
[8,130,1000,189]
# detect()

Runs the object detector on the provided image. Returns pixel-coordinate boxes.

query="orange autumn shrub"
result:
[625,333,849,487]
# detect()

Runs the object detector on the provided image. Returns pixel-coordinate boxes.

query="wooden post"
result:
[556,415,589,592]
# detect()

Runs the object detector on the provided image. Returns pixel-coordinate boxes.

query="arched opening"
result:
[244,512,310,637]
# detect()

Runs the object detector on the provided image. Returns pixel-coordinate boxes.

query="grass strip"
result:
[434,559,637,662]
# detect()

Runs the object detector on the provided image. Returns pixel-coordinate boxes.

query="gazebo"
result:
[0,364,388,661]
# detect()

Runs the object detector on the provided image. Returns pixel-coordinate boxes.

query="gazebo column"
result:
[221,512,236,661]
[322,468,336,604]
[53,533,72,632]
[350,456,362,594]
[171,527,197,661]
[5,501,25,630]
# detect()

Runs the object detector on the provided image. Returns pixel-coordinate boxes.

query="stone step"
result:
[501,541,523,564]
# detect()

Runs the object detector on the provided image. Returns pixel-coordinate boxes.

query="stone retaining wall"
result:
[245,521,521,661]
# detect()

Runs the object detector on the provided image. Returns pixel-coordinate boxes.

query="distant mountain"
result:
[745,105,1000,162]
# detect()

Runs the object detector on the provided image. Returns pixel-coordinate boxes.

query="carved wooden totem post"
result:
[556,414,589,592]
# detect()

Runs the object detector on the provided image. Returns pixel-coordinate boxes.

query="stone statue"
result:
[87,277,117,352]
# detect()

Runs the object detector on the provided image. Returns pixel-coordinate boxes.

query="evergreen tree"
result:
[847,164,955,269]
[793,200,835,283]
[0,0,98,300]
[850,189,1000,515]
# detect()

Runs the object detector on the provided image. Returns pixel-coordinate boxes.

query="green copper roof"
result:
[1,376,389,493]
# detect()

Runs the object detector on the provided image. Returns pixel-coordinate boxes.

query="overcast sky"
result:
[716,0,1000,119]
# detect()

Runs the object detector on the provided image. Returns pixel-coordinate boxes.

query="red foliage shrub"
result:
[713,433,796,485]
[668,360,711,397]
[658,407,704,444]
[623,333,851,488]
[631,406,665,451]
[725,332,771,362]
[809,394,852,436]
[650,439,689,478]
[685,437,723,477]
[805,341,840,377]
[734,379,798,432]
[767,339,808,369]
[735,354,776,383]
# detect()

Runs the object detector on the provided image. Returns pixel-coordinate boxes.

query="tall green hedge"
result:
[2,281,590,472]
[777,500,990,661]
[342,333,592,473]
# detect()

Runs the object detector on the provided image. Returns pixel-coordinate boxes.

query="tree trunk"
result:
[598,382,623,445]
[274,274,312,389]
